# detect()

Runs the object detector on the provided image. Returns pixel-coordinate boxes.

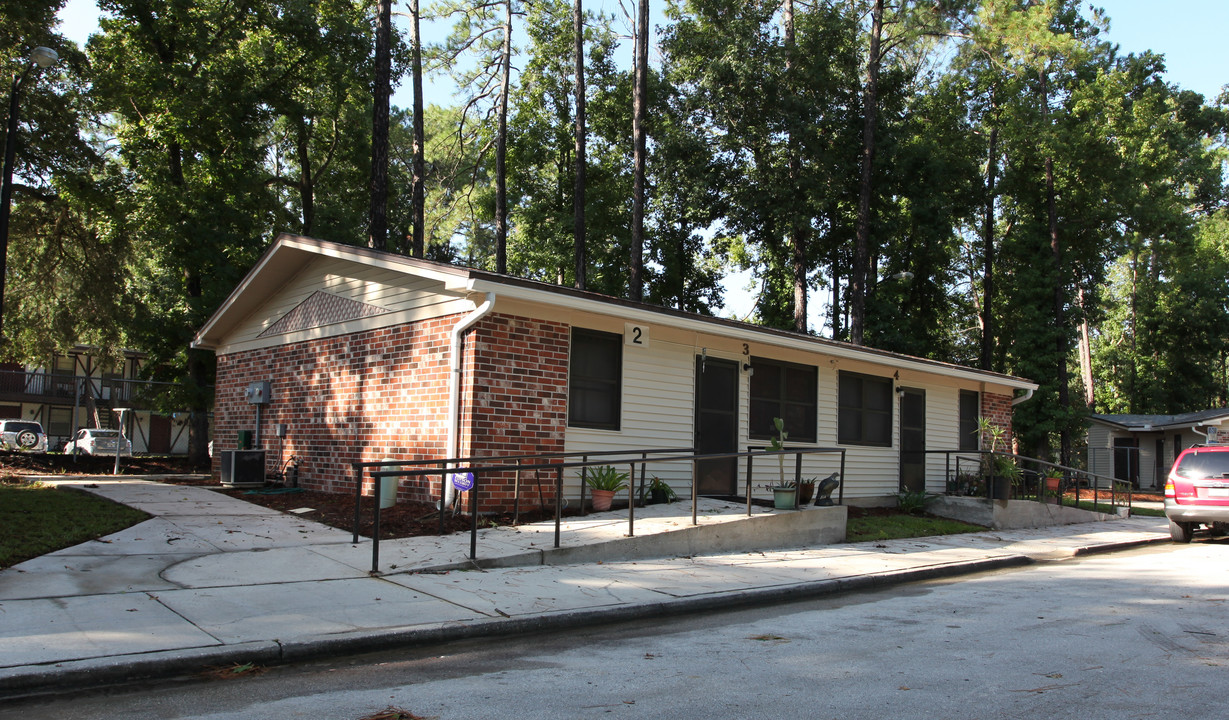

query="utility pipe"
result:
[445,291,496,506]
[1011,388,1034,406]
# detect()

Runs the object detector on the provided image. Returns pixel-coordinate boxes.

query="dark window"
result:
[47,407,73,437]
[749,358,817,442]
[568,329,622,430]
[51,356,77,398]
[959,390,980,451]
[837,372,893,446]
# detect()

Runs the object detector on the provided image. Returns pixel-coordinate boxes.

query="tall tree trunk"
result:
[368,0,391,251]
[830,250,842,340]
[1128,248,1138,413]
[980,122,998,371]
[573,0,587,290]
[784,0,806,333]
[629,0,648,301]
[1041,69,1070,465]
[850,0,883,346]
[170,139,210,467]
[495,0,511,274]
[1077,283,1094,409]
[295,118,314,234]
[411,0,425,258]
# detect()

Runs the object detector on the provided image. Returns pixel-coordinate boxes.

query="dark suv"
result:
[1165,444,1229,542]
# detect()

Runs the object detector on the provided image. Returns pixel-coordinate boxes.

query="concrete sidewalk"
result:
[0,477,1170,700]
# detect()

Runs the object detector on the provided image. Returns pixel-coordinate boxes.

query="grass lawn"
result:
[0,477,149,569]
[846,512,984,543]
[1128,505,1165,517]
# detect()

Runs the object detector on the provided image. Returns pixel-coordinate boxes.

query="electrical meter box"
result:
[244,381,272,405]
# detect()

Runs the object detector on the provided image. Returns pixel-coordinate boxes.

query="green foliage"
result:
[583,465,628,492]
[3,0,1225,457]
[647,476,677,502]
[505,0,632,292]
[1092,209,1229,413]
[896,489,937,515]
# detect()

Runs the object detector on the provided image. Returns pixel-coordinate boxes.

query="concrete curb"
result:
[1068,535,1170,556]
[0,641,282,701]
[0,552,1037,701]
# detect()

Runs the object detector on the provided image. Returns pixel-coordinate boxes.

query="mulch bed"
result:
[206,484,570,540]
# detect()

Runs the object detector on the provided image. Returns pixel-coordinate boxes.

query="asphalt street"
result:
[5,540,1223,719]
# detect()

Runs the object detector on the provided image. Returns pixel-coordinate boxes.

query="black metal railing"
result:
[933,449,1132,512]
[0,369,182,410]
[350,448,693,535]
[351,445,848,574]
[746,444,847,511]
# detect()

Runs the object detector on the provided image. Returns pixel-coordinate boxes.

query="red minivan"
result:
[1165,444,1229,542]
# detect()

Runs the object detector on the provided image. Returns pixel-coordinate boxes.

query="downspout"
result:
[445,291,496,506]
[1011,389,1034,406]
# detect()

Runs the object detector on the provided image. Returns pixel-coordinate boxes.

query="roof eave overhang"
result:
[191,233,1035,393]
[192,233,476,350]
[468,278,1038,392]
[1095,414,1229,433]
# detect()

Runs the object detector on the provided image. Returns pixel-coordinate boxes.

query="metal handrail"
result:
[350,448,695,572]
[931,449,1133,511]
[354,446,847,574]
[746,444,847,512]
[350,447,695,529]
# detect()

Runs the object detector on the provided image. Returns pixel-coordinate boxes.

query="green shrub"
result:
[584,465,628,492]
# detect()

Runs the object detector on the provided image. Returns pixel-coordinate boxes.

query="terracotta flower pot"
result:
[590,488,616,512]
[1044,476,1060,504]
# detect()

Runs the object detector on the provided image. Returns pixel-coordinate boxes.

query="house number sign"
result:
[625,323,649,347]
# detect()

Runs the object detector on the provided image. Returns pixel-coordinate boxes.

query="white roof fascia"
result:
[470,279,1037,392]
[193,234,474,350]
[277,235,470,286]
[193,239,295,349]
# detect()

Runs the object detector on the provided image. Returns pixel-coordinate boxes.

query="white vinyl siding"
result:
[223,257,472,351]
[1086,423,1114,478]
[566,333,700,493]
[562,322,998,503]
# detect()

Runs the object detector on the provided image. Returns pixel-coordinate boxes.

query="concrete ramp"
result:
[931,496,1130,530]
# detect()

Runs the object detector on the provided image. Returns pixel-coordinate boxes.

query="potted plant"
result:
[765,417,797,509]
[797,477,816,505]
[764,480,798,509]
[584,465,628,512]
[977,418,1018,500]
[989,454,1021,500]
[647,476,677,504]
[1043,467,1063,504]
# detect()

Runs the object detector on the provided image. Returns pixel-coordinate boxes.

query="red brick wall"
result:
[457,313,569,511]
[213,316,458,504]
[213,311,570,512]
[979,391,1014,451]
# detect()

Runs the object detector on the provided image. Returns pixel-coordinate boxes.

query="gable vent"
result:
[258,290,390,338]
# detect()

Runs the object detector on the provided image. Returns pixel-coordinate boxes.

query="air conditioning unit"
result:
[220,450,266,488]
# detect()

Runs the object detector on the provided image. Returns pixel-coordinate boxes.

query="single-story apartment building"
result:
[192,233,1038,510]
[1087,409,1229,489]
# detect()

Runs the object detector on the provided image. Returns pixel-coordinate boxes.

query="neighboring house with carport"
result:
[192,233,1038,510]
[1087,409,1229,490]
